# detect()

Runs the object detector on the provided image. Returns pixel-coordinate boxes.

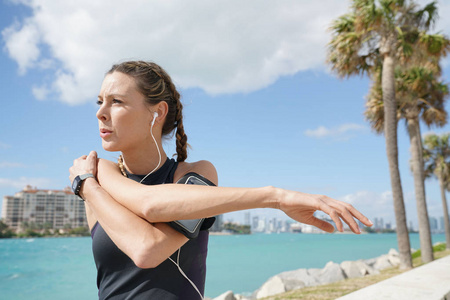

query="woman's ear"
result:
[154,101,169,125]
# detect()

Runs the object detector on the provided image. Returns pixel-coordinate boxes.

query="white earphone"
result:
[139,111,161,184]
[151,111,158,126]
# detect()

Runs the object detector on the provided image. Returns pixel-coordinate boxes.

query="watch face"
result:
[72,177,79,192]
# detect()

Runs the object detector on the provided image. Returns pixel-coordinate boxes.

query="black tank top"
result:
[91,158,212,300]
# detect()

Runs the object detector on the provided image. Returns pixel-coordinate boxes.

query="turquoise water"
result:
[0,233,445,299]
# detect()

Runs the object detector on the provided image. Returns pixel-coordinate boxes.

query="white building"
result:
[1,185,87,231]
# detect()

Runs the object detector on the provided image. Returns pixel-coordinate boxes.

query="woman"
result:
[69,61,372,300]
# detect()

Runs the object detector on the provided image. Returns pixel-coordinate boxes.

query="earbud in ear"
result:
[151,111,158,126]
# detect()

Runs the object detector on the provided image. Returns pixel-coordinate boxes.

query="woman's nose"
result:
[96,104,108,121]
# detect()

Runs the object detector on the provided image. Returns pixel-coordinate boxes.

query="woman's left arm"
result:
[93,156,372,234]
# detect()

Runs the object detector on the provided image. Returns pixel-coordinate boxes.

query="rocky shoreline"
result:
[209,248,402,300]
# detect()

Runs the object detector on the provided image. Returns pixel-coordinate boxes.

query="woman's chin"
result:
[101,141,121,152]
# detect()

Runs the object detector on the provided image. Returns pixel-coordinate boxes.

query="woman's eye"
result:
[96,100,103,105]
[112,99,122,104]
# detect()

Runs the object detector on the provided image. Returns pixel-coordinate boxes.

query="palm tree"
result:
[366,64,449,262]
[327,0,444,268]
[423,133,450,249]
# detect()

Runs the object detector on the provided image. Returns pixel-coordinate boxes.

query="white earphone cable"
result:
[169,248,204,300]
[139,113,162,184]
[138,112,202,299]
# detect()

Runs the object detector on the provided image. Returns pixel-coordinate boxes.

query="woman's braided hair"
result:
[107,61,188,162]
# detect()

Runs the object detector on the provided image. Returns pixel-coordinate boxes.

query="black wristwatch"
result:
[72,173,95,197]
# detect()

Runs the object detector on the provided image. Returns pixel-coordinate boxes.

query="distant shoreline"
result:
[209,231,233,236]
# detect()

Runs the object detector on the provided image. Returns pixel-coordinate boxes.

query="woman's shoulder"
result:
[96,158,121,175]
[174,160,218,185]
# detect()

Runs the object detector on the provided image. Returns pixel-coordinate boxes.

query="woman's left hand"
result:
[69,151,98,184]
[278,189,372,234]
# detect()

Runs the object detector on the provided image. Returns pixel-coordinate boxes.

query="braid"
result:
[108,61,189,162]
[152,64,188,162]
[175,98,188,162]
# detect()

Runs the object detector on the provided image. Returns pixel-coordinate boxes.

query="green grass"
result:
[411,242,447,260]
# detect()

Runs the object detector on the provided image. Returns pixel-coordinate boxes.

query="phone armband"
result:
[168,172,216,239]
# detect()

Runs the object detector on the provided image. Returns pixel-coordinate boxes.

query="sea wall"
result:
[209,248,401,300]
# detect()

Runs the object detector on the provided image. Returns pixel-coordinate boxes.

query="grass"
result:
[262,244,450,300]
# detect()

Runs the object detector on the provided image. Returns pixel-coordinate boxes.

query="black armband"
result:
[168,172,216,239]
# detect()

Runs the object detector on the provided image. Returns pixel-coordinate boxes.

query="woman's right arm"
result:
[96,159,372,234]
[70,152,190,269]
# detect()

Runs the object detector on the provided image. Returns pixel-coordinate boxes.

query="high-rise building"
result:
[1,185,87,231]
[385,221,392,230]
[244,211,251,226]
[429,216,438,233]
[209,213,223,232]
[256,217,266,232]
[252,216,259,231]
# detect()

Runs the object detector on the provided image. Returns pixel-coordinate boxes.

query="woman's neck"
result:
[121,145,168,175]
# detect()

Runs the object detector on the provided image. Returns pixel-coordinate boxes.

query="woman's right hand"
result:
[277,189,372,234]
[69,151,99,199]
[69,151,98,183]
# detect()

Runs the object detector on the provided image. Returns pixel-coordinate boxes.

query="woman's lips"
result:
[100,129,112,138]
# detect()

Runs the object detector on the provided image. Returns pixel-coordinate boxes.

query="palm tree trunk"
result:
[439,177,450,250]
[382,54,412,269]
[407,117,434,263]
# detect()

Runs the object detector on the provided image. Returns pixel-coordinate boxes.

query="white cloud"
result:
[304,123,367,140]
[32,84,50,100]
[0,177,53,189]
[4,1,449,105]
[1,0,352,105]
[2,19,41,75]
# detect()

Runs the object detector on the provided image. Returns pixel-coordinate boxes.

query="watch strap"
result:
[79,173,95,181]
[73,173,95,198]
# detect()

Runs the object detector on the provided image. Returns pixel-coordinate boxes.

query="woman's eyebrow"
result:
[99,93,127,99]
[97,94,126,99]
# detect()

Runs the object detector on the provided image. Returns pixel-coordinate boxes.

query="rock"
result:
[316,261,346,285]
[388,255,400,266]
[340,260,379,278]
[255,275,286,299]
[340,260,363,278]
[387,248,400,266]
[307,268,322,277]
[359,260,379,276]
[213,290,236,300]
[234,295,250,300]
[363,257,377,267]
[373,254,393,270]
[278,268,319,289]
[253,267,322,299]
[388,248,399,256]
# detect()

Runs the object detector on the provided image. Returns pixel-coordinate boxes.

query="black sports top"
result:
[91,158,214,299]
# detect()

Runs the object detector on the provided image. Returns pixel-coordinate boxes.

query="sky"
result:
[1,0,450,229]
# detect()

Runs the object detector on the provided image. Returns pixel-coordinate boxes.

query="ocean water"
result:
[0,233,445,299]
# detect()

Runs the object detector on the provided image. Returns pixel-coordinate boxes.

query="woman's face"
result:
[96,71,154,152]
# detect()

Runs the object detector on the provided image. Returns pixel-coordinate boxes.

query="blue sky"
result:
[1,0,450,229]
